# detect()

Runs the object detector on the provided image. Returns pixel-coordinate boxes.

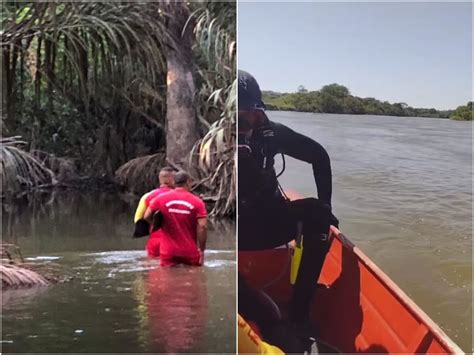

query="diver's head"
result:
[238,70,268,134]
[159,167,175,187]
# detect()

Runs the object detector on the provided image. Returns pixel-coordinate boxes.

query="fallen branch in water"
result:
[1,243,73,289]
[1,264,49,288]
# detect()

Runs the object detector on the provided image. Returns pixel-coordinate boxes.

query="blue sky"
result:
[238,2,472,110]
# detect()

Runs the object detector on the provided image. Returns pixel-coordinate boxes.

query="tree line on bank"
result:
[1,2,236,216]
[263,84,472,120]
[449,102,473,121]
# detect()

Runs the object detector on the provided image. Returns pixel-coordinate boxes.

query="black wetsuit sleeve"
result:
[273,122,333,207]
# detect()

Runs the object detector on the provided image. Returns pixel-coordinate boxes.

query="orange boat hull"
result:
[238,226,462,354]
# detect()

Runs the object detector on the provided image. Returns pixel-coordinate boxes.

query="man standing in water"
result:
[238,70,339,328]
[133,167,175,257]
[144,171,207,267]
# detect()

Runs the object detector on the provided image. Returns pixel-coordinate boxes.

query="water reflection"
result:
[1,286,48,307]
[270,111,472,351]
[2,190,235,254]
[144,266,208,352]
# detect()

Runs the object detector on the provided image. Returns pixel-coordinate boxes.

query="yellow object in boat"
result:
[238,314,284,354]
[290,222,304,285]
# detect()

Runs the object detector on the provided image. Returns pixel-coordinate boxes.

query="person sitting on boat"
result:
[144,171,207,267]
[133,166,175,257]
[238,70,339,327]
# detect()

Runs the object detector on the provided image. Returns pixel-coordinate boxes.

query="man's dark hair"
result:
[174,171,191,187]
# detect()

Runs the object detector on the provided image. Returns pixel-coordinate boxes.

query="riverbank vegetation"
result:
[263,84,461,119]
[1,2,236,216]
[450,102,473,121]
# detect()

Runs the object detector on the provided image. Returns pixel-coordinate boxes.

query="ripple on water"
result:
[273,112,472,351]
[25,256,62,261]
[86,249,234,265]
[92,249,236,278]
[85,250,146,264]
[205,260,237,268]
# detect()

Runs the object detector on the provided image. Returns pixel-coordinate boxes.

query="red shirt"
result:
[149,188,207,259]
[145,186,172,206]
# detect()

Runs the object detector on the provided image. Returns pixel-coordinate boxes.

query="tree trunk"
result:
[161,2,198,166]
[1,47,8,133]
[165,53,198,166]
[31,36,43,150]
[2,43,19,134]
[44,38,53,112]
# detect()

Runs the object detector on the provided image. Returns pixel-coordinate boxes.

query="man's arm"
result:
[273,122,333,207]
[195,198,208,265]
[143,204,164,232]
[143,206,154,224]
[196,217,207,252]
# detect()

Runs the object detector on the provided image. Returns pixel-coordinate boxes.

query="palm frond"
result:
[1,137,56,196]
[1,263,49,288]
[3,2,236,214]
[114,153,166,195]
[1,243,73,288]
[189,79,236,217]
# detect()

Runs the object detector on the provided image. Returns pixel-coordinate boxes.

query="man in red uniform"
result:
[144,171,208,267]
[133,167,175,257]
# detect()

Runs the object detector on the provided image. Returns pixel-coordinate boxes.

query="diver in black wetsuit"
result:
[238,70,339,326]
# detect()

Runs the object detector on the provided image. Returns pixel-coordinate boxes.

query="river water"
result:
[2,113,472,352]
[270,111,472,352]
[1,191,236,353]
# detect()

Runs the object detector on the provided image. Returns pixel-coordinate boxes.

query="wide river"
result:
[2,191,236,353]
[270,111,472,352]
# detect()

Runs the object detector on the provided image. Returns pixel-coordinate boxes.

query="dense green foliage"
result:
[1,2,235,177]
[263,84,454,118]
[1,2,236,215]
[450,102,473,121]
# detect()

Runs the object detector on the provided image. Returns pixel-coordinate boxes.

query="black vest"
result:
[238,125,284,212]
